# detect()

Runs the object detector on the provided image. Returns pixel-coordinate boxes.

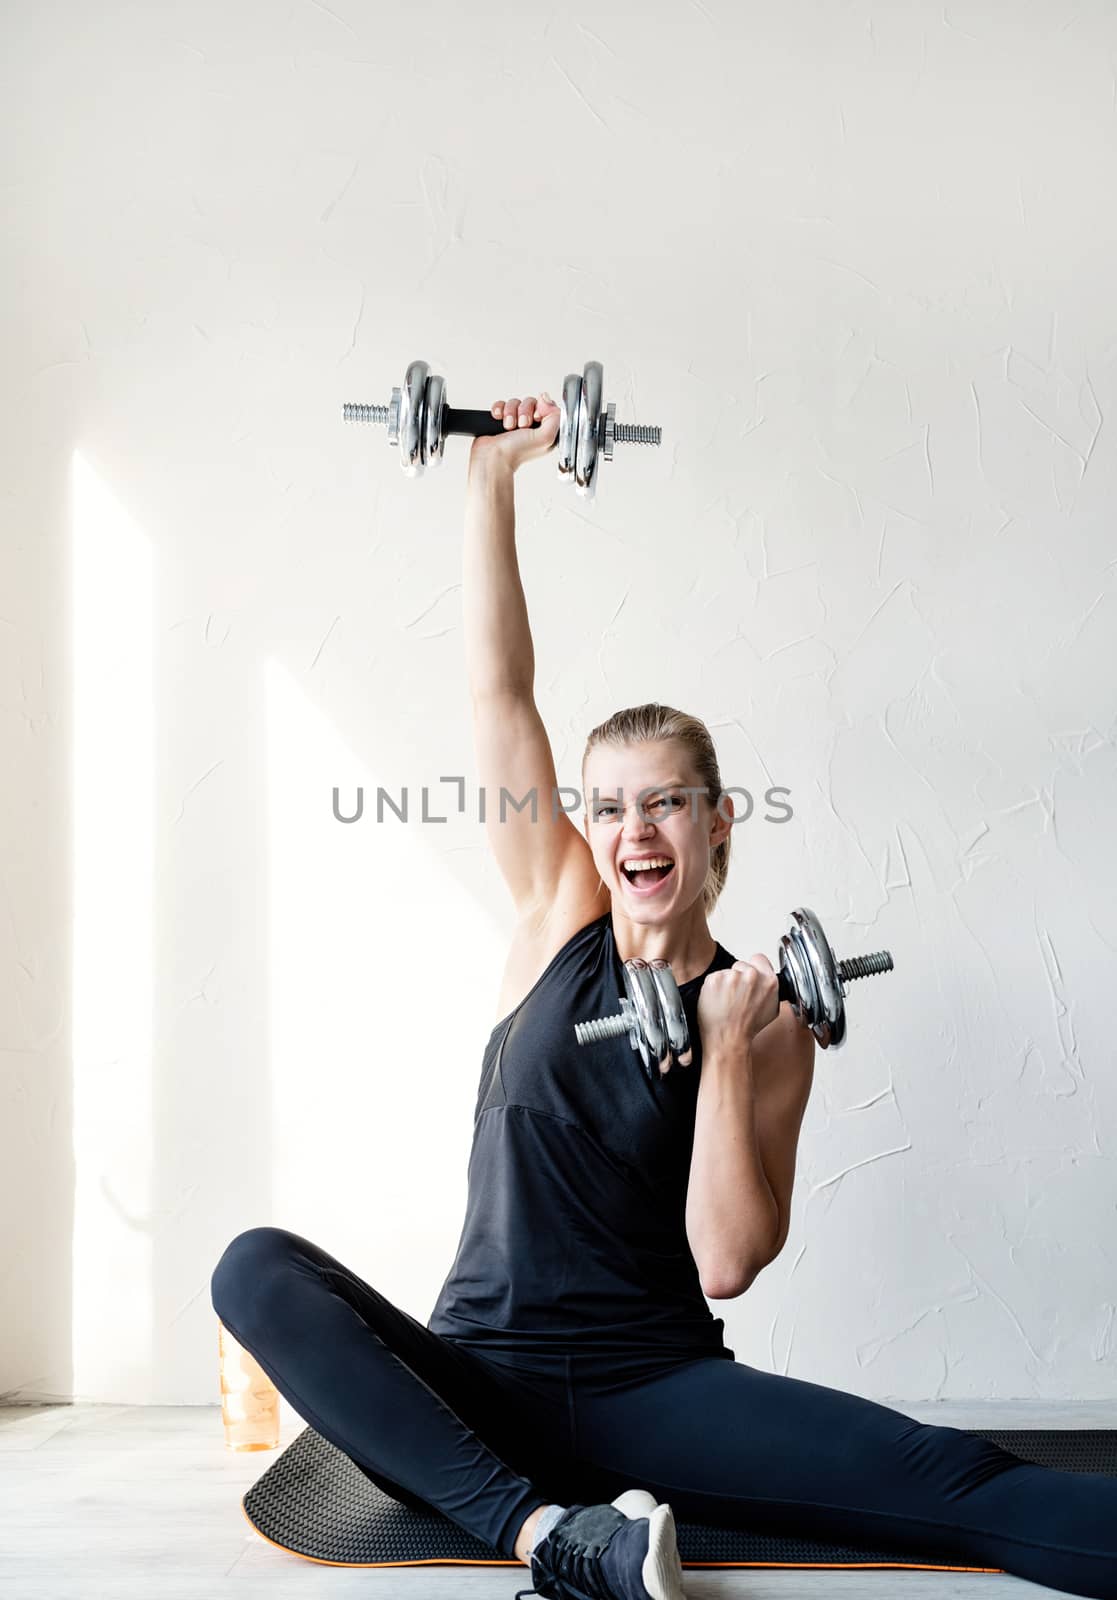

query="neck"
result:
[609,900,717,986]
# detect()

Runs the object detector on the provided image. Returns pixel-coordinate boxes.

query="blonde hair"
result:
[581,703,731,916]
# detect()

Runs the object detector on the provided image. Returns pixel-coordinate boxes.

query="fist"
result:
[470,391,561,472]
[696,956,780,1056]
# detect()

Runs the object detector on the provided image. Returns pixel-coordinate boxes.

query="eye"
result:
[645,795,683,815]
[594,803,620,821]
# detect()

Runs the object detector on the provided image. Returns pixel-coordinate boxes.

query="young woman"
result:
[211,392,1117,1600]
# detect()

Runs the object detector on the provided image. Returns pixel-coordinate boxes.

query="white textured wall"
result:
[4,0,1116,1411]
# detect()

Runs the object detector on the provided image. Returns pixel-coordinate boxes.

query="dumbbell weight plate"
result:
[399,360,430,478]
[781,907,846,1049]
[649,958,692,1070]
[622,960,666,1079]
[796,906,845,1048]
[623,958,690,1080]
[778,930,812,1026]
[424,372,446,468]
[557,371,582,487]
[575,360,603,498]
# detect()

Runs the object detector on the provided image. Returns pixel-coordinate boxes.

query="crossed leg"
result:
[210,1227,576,1558]
[566,1355,1117,1600]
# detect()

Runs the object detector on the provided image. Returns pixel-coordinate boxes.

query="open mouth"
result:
[620,858,676,893]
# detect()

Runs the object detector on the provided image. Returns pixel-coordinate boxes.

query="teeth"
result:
[623,857,674,873]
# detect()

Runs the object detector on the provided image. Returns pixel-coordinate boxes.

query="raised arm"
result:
[463,393,605,926]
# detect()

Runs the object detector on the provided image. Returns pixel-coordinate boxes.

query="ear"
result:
[710,791,734,849]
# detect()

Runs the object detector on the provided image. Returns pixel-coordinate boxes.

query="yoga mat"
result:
[241,1425,1117,1573]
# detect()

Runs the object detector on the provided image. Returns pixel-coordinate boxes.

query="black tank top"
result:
[427,912,738,1361]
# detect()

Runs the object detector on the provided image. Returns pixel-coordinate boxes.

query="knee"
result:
[903,1421,1024,1495]
[210,1226,298,1327]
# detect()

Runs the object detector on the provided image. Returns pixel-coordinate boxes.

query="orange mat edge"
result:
[239,1499,1002,1574]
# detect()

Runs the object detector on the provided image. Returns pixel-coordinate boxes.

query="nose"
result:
[620,799,656,839]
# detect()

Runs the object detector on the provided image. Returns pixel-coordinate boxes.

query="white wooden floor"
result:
[1,1401,1113,1599]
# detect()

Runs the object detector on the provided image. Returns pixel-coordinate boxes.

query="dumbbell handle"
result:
[438,409,662,448]
[576,970,826,1048]
[436,409,663,445]
[443,407,542,439]
[415,407,659,446]
[343,399,660,447]
[580,957,890,1039]
[575,932,895,1065]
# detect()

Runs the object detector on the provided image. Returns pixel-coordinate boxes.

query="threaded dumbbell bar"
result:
[574,907,894,1082]
[342,359,661,499]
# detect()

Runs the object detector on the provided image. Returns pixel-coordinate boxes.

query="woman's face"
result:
[581,739,731,923]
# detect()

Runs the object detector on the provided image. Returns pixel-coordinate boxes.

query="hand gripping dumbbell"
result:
[574,907,894,1082]
[342,359,661,498]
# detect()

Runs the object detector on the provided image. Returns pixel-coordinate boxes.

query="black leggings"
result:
[210,1227,1117,1598]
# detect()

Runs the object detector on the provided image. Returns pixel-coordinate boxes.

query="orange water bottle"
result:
[218,1319,280,1451]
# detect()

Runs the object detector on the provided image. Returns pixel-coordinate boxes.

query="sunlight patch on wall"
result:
[71,450,154,1400]
[264,659,503,1306]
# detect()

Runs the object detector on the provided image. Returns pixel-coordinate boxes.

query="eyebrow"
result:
[593,779,691,797]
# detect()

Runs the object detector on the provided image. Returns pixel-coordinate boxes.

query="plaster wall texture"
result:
[2,0,1115,1406]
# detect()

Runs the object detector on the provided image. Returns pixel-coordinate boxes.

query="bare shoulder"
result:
[493,862,611,1026]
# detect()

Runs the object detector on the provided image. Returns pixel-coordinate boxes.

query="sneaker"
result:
[515,1488,686,1600]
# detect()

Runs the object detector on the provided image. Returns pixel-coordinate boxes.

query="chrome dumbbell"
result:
[574,907,895,1081]
[342,359,661,498]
